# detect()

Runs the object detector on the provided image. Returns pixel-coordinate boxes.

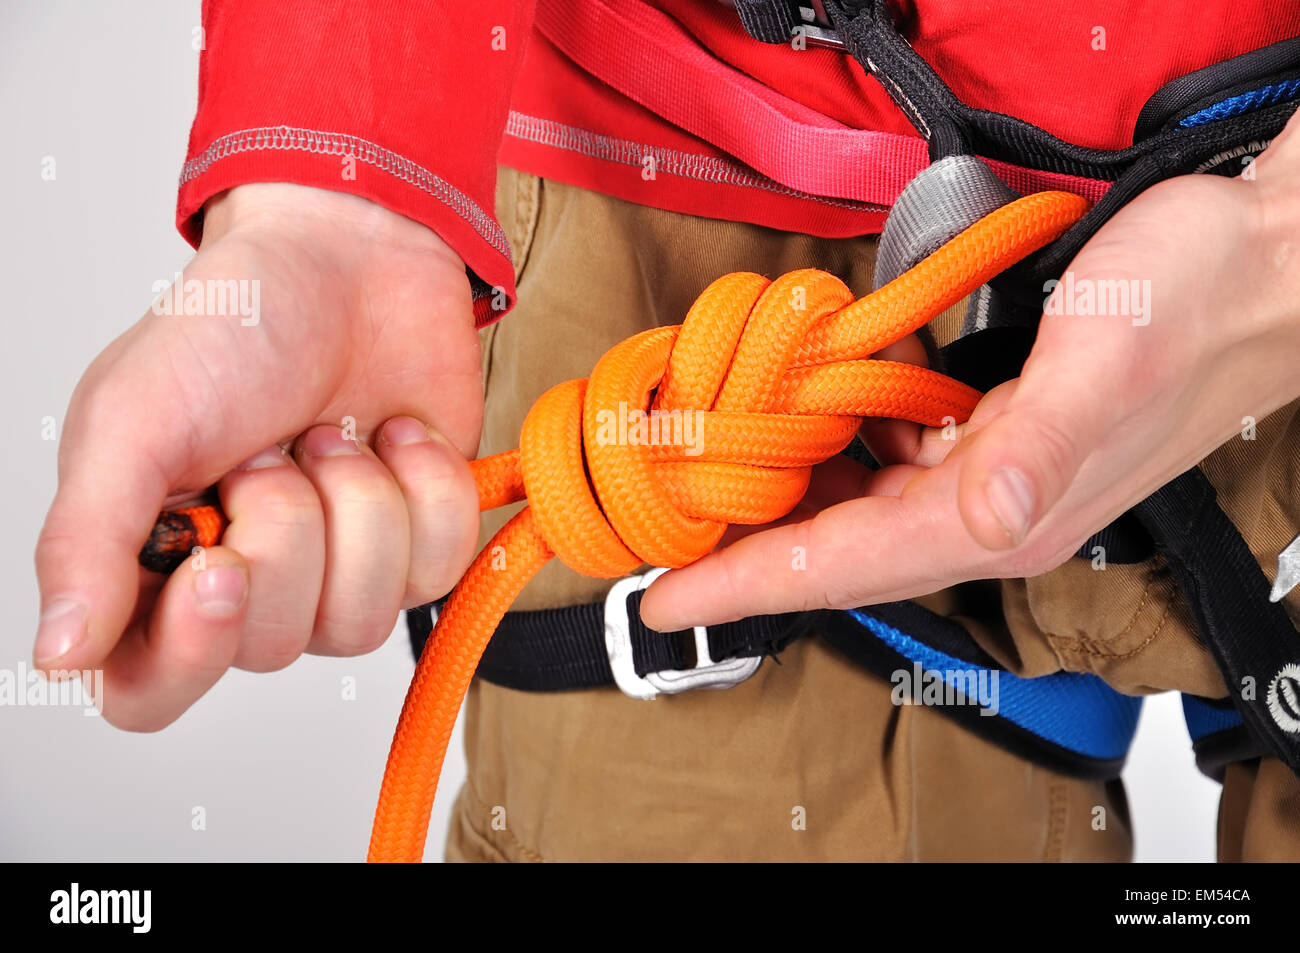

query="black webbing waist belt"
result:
[409,588,808,694]
[407,593,1157,780]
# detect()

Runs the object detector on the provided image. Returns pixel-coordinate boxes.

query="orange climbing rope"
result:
[364,190,1090,862]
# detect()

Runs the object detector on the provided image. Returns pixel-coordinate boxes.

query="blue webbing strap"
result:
[1179,78,1300,127]
[818,603,1142,779]
[1182,694,1266,781]
[848,610,1141,762]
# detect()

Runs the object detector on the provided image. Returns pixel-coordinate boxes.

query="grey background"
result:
[1,0,1216,862]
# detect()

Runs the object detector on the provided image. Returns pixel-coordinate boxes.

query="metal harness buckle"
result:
[603,567,763,699]
[797,2,848,50]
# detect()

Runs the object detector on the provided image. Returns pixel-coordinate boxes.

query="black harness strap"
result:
[732,0,797,45]
[1134,39,1300,142]
[1135,469,1300,774]
[408,593,807,693]
[1183,695,1269,782]
[406,591,1141,780]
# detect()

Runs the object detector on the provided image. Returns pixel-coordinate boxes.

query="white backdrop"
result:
[0,0,1218,862]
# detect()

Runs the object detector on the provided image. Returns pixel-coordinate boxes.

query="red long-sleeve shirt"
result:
[177,0,1300,326]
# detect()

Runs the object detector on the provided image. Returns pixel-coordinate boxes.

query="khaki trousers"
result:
[444,166,1300,861]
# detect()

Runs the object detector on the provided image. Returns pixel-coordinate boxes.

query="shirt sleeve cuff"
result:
[176,126,515,327]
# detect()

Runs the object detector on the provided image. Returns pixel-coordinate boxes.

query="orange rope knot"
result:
[367,190,1091,862]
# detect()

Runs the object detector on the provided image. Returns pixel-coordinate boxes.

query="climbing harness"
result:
[138,1,1300,862]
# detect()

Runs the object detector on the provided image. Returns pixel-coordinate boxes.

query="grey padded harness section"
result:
[873,155,1033,338]
[873,154,1018,289]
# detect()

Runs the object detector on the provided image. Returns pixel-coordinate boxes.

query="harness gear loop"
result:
[365,189,1089,862]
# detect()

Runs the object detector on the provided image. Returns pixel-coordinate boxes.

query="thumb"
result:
[34,403,170,673]
[33,323,218,673]
[955,370,1117,551]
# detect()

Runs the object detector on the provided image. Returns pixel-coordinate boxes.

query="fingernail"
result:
[381,417,432,446]
[35,598,88,664]
[300,427,361,458]
[194,566,248,616]
[987,467,1035,544]
[236,445,288,470]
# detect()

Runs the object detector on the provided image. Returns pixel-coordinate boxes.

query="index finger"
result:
[637,463,998,630]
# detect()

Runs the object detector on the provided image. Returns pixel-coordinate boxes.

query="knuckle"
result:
[1024,412,1081,491]
[408,514,478,588]
[239,622,310,673]
[803,516,850,610]
[329,475,402,515]
[398,446,477,512]
[403,569,457,608]
[314,608,397,656]
[996,535,1075,578]
[248,486,321,528]
[708,552,750,624]
[33,526,78,576]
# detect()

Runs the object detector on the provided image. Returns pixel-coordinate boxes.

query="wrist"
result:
[200,183,465,272]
